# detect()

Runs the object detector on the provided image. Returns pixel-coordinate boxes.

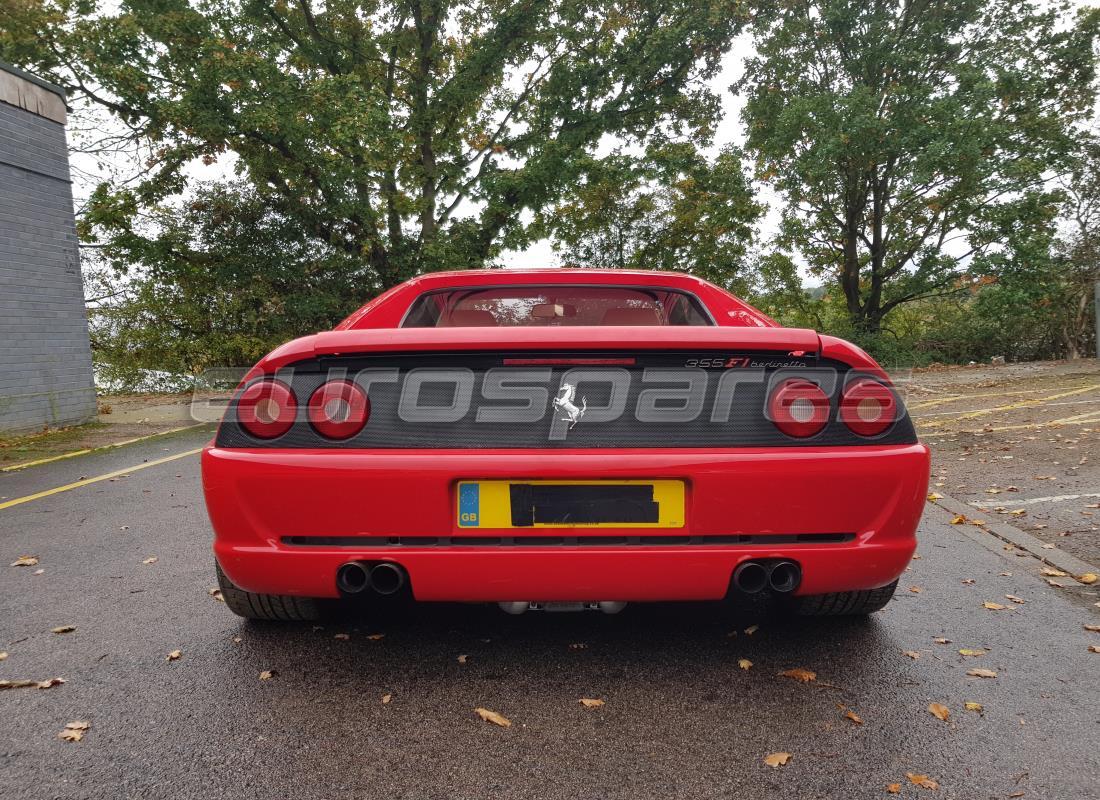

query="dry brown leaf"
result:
[51,625,75,634]
[1076,573,1098,585]
[982,602,1007,610]
[457,654,468,664]
[381,693,392,704]
[744,624,759,635]
[10,556,39,567]
[909,586,923,594]
[166,650,182,662]
[474,707,511,727]
[967,668,997,678]
[933,637,951,645]
[964,701,983,713]
[1084,624,1100,633]
[779,667,817,683]
[1010,509,1027,517]
[259,670,275,681]
[1005,595,1026,604]
[886,784,901,794]
[0,651,7,661]
[1040,567,1068,577]
[579,698,605,709]
[738,658,753,670]
[906,772,940,790]
[950,514,967,525]
[208,588,224,602]
[927,702,950,722]
[58,721,89,742]
[1,679,41,690]
[958,648,985,657]
[142,557,158,565]
[927,492,943,501]
[763,752,791,768]
[1089,645,1100,654]
[904,651,921,659]
[36,677,65,689]
[845,710,863,725]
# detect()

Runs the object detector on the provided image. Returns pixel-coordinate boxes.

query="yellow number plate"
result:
[456,480,685,529]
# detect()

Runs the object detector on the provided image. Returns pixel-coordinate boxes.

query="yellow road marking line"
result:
[919,417,1100,436]
[920,384,1100,428]
[0,448,203,511]
[0,423,208,473]
[907,388,1046,410]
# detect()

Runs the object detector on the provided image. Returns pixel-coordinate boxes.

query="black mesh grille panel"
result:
[215,351,918,449]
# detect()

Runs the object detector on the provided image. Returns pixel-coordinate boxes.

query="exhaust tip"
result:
[769,561,801,593]
[369,562,407,596]
[733,561,769,594]
[336,561,371,594]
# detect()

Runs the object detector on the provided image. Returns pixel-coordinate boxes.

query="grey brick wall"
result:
[0,65,97,433]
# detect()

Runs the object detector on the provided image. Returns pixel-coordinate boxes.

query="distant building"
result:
[0,61,96,433]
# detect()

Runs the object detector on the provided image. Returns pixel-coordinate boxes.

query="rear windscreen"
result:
[401,285,714,328]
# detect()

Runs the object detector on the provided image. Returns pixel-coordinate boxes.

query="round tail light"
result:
[768,378,830,438]
[840,378,897,437]
[308,380,369,439]
[237,379,297,439]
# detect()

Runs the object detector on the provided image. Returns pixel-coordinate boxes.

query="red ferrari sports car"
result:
[202,269,928,620]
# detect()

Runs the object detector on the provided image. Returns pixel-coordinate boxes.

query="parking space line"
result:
[973,491,1100,508]
[907,388,1045,411]
[0,448,203,512]
[0,423,208,473]
[919,384,1100,429]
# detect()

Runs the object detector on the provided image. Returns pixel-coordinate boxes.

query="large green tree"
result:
[2,0,747,294]
[738,0,1100,334]
[537,143,762,289]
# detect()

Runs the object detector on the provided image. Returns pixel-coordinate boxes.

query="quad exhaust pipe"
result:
[732,560,801,595]
[336,561,407,596]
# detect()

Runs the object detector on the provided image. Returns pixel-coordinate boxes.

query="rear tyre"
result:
[215,561,322,621]
[791,580,898,616]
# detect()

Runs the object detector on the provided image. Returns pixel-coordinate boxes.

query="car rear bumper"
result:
[202,444,929,601]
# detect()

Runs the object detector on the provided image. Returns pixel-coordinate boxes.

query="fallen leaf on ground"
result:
[927,492,942,501]
[779,667,816,683]
[909,586,923,594]
[0,652,6,661]
[964,702,983,713]
[744,624,759,635]
[579,698,604,708]
[1005,595,1026,604]
[1047,579,1066,588]
[961,579,975,585]
[763,752,791,768]
[1010,509,1027,517]
[887,784,901,794]
[208,588,224,602]
[142,557,158,565]
[958,648,985,657]
[1076,573,1098,585]
[904,651,921,659]
[36,677,65,689]
[927,702,950,722]
[1089,645,1100,654]
[967,668,997,678]
[382,693,392,704]
[51,625,75,634]
[1040,567,1068,577]
[845,710,863,724]
[738,658,752,670]
[457,654,468,664]
[166,650,182,662]
[10,556,38,567]
[366,634,385,641]
[906,772,940,790]
[259,670,275,681]
[982,602,1007,610]
[58,721,90,742]
[33,569,44,575]
[933,638,951,645]
[474,707,511,727]
[333,633,350,640]
[1084,624,1100,633]
[950,514,967,525]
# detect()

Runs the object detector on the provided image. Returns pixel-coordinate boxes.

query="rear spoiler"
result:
[307,326,821,358]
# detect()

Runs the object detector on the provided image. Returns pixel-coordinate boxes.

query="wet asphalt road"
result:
[2,427,1100,800]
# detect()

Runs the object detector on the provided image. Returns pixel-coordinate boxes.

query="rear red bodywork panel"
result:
[202,269,929,603]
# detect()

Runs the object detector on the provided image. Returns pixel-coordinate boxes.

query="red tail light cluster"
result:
[767,377,898,438]
[768,379,830,438]
[307,380,370,439]
[839,378,897,436]
[237,380,297,439]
